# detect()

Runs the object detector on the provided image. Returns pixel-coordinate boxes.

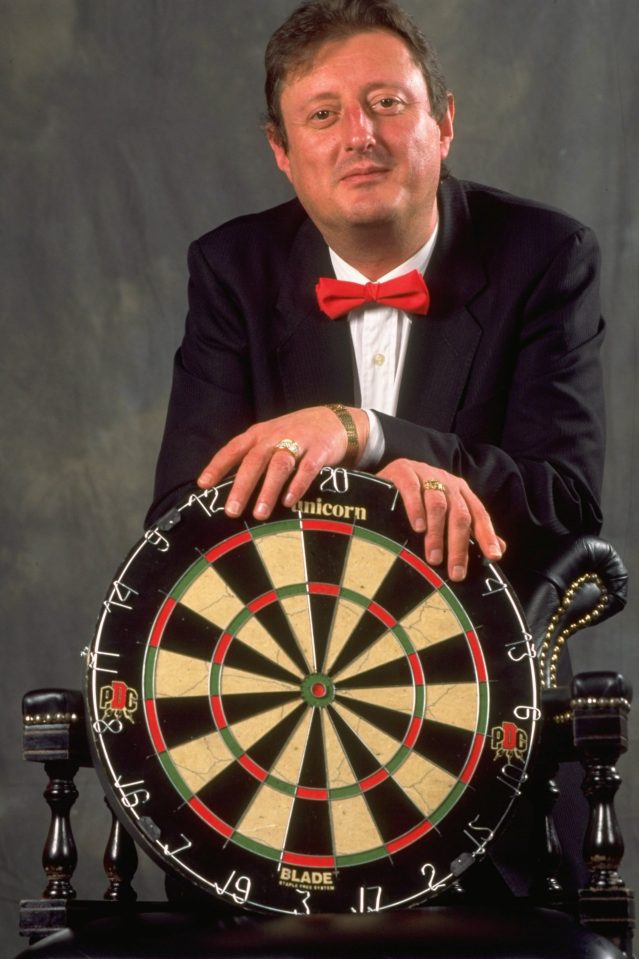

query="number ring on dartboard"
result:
[87,469,539,914]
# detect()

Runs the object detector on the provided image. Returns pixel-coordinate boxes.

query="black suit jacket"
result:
[150,176,604,577]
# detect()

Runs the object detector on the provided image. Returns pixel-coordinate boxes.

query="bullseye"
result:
[301,672,335,706]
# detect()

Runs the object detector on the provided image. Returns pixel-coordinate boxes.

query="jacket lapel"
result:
[397,178,487,430]
[274,216,357,409]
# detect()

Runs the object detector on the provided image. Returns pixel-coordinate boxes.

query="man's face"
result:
[267,29,454,246]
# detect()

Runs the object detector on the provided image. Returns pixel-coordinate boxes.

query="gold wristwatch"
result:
[326,403,359,467]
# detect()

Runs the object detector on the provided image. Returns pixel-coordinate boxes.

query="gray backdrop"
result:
[2,1,637,955]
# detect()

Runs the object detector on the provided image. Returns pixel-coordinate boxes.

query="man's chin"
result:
[334,199,400,229]
[342,210,399,231]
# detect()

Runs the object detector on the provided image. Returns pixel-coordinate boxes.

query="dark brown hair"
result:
[264,0,449,148]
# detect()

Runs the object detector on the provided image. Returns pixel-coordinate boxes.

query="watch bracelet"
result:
[326,403,359,467]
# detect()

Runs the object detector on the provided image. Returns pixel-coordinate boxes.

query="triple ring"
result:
[274,438,302,463]
[422,478,447,494]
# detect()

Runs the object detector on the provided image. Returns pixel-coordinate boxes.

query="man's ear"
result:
[266,124,292,182]
[438,92,455,161]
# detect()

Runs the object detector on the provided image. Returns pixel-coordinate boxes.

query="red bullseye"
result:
[312,682,326,698]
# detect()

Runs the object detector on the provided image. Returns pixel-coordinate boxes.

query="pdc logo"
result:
[490,721,528,762]
[99,680,138,724]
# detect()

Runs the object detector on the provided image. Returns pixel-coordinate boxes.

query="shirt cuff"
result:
[357,409,385,470]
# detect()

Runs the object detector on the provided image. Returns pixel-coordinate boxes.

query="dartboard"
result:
[86,468,539,915]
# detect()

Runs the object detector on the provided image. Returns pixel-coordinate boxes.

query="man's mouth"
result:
[339,165,389,183]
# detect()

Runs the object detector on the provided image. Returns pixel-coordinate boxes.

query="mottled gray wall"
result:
[2,1,637,954]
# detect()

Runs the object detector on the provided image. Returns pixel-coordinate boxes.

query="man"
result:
[149,0,604,896]
[149,0,604,597]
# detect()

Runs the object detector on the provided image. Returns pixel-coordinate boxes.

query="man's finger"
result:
[252,448,300,519]
[197,433,251,488]
[222,444,274,516]
[464,490,503,564]
[422,482,448,566]
[441,491,472,580]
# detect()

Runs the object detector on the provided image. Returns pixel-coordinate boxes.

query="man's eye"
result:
[311,109,333,122]
[373,97,403,112]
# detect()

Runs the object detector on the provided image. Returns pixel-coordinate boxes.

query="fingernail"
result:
[415,518,426,532]
[225,499,241,517]
[488,544,502,559]
[283,492,295,507]
[255,501,269,518]
[452,565,466,581]
[428,548,443,565]
[198,472,213,487]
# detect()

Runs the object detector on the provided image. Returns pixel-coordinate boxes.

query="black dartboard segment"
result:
[86,469,539,915]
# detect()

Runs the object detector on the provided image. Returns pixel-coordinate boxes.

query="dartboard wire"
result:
[324,532,423,681]
[320,712,345,871]
[231,701,310,835]
[276,696,323,872]
[245,514,321,677]
[217,702,311,856]
[327,540,488,746]
[336,694,478,820]
[150,700,312,854]
[323,703,402,865]
[326,694,482,858]
[297,516,369,676]
[323,525,380,677]
[294,510,318,673]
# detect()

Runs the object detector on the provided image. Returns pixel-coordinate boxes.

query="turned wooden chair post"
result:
[103,801,139,903]
[573,672,635,957]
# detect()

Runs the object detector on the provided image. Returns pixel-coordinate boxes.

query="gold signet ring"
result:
[274,438,302,463]
[422,478,447,493]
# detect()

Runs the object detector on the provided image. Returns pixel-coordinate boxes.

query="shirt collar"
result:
[328,223,439,284]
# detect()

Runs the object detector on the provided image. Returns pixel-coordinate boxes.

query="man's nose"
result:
[343,105,376,150]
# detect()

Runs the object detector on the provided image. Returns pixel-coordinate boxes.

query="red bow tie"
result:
[316,269,429,320]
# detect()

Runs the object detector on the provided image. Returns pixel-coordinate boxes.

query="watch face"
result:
[86,469,538,915]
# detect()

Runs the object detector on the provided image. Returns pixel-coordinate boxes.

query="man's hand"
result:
[377,459,505,581]
[197,405,369,520]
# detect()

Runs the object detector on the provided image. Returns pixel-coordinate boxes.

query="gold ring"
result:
[274,438,302,463]
[422,478,447,494]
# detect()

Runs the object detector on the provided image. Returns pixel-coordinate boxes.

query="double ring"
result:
[274,438,302,463]
[422,478,447,494]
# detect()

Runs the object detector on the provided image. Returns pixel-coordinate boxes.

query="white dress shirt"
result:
[328,225,439,468]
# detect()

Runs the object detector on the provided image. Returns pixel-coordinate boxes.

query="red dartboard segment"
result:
[238,753,268,782]
[302,519,353,535]
[149,598,177,648]
[408,653,425,685]
[145,698,166,754]
[386,819,433,855]
[205,530,252,563]
[360,768,390,791]
[210,695,227,730]
[189,796,234,838]
[399,548,445,588]
[213,631,234,665]
[247,590,278,613]
[308,583,341,596]
[366,601,397,628]
[466,630,488,682]
[404,716,423,749]
[460,733,486,784]
[282,851,336,869]
[296,786,329,800]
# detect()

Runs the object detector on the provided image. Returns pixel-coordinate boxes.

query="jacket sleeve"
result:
[147,238,256,525]
[376,226,605,553]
